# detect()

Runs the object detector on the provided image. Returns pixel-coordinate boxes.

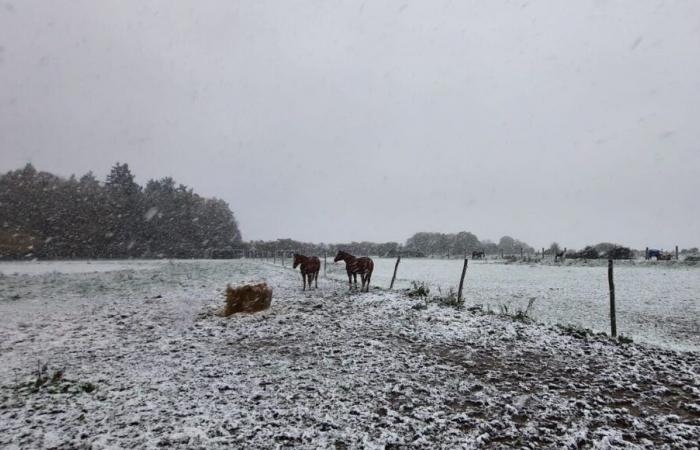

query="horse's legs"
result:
[315,271,318,288]
[302,273,306,291]
[353,273,358,289]
[347,272,352,289]
[365,271,372,292]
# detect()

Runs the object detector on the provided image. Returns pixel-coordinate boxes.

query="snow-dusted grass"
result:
[1,260,698,448]
[326,258,700,352]
[0,259,165,276]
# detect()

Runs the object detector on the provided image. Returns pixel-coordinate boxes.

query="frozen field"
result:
[325,258,700,352]
[1,259,699,448]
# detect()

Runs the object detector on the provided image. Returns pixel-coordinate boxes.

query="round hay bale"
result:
[222,282,272,316]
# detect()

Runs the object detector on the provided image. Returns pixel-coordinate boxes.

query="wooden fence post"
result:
[389,254,401,289]
[520,247,523,259]
[457,258,468,302]
[676,245,679,260]
[645,247,649,260]
[608,259,617,338]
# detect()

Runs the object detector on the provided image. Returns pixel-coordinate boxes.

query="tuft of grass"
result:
[514,298,537,322]
[405,283,464,309]
[16,362,95,396]
[557,324,596,340]
[433,287,464,308]
[80,382,96,393]
[466,304,484,314]
[406,281,430,298]
[411,302,428,311]
[617,334,633,344]
[499,298,536,322]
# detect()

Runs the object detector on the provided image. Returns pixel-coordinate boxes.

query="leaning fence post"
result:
[457,258,468,302]
[608,259,617,338]
[389,254,401,289]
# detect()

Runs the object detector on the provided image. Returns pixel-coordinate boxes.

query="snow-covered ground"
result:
[0,259,164,276]
[325,258,700,352]
[1,260,698,448]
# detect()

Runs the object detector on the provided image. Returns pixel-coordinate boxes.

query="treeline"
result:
[0,163,241,259]
[247,239,402,258]
[247,233,536,258]
[405,232,534,257]
[546,242,697,260]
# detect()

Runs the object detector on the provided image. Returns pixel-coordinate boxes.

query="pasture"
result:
[326,258,700,352]
[0,259,698,448]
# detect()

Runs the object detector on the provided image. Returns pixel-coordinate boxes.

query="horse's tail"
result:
[365,258,374,291]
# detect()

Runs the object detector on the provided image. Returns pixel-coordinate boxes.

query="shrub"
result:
[605,246,634,260]
[568,246,599,259]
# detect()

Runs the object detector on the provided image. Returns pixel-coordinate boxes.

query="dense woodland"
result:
[0,163,241,259]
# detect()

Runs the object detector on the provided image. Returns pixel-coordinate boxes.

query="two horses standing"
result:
[292,251,374,292]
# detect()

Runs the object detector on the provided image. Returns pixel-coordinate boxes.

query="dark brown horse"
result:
[334,250,374,292]
[293,254,320,291]
[472,250,485,260]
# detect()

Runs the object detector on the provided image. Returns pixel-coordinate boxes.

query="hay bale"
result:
[222,282,272,316]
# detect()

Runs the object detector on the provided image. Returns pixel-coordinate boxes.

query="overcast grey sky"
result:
[1,1,699,249]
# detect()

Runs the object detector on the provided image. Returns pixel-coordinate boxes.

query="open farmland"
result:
[325,258,700,352]
[0,259,698,448]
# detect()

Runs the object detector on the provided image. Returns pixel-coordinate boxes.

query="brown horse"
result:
[293,254,320,291]
[334,250,374,292]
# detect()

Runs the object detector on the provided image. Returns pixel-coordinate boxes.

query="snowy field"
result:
[1,259,699,448]
[324,258,700,352]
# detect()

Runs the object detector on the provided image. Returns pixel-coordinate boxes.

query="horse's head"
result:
[334,250,348,262]
[292,253,303,268]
